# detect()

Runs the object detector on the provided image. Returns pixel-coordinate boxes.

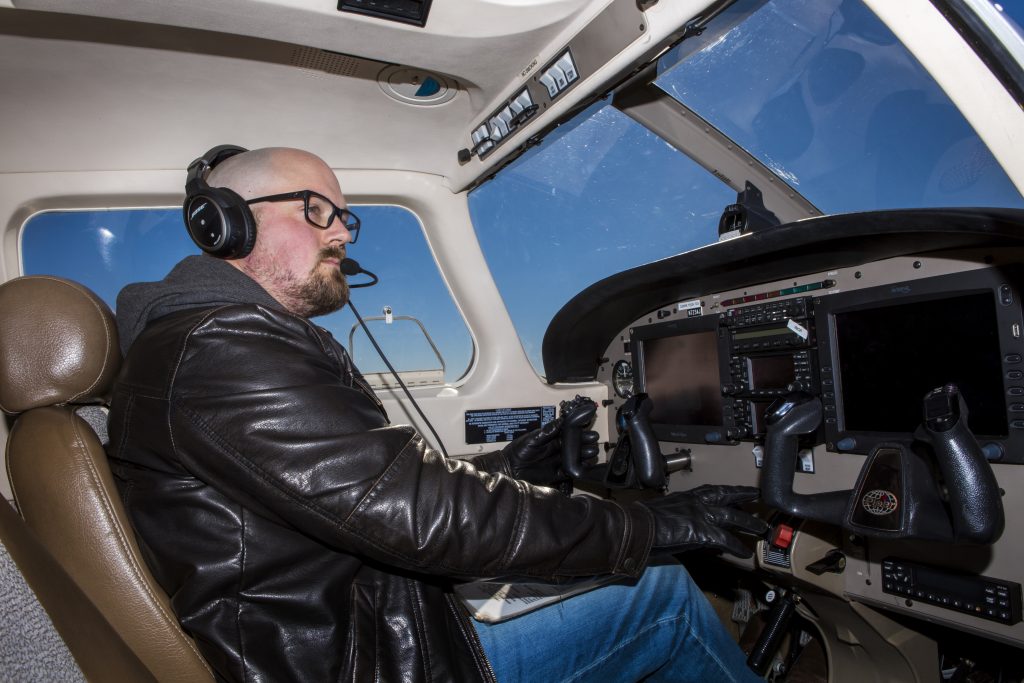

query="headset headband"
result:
[185,145,249,195]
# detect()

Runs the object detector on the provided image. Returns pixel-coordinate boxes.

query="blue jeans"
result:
[472,562,760,683]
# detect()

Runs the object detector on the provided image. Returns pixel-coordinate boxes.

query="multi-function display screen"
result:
[834,292,1006,436]
[642,331,722,427]
[748,355,795,390]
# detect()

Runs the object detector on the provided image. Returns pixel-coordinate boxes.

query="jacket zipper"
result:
[447,595,498,683]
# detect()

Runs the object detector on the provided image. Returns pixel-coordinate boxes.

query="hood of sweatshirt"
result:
[115,254,282,355]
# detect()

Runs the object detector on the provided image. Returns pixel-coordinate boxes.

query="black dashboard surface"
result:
[542,208,1024,383]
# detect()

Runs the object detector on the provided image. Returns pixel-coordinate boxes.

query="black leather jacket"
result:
[107,302,654,682]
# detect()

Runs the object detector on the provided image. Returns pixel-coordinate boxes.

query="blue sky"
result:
[23,206,474,382]
[471,0,1024,374]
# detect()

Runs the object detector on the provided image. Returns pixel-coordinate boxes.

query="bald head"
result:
[207,147,331,200]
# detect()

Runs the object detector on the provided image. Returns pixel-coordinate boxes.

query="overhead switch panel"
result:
[462,0,638,162]
[556,52,578,82]
[509,90,533,115]
[472,88,538,159]
[539,72,559,99]
[541,50,579,100]
[464,0,646,161]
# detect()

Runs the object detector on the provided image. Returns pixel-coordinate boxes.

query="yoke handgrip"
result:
[918,385,1004,544]
[618,394,666,489]
[560,397,597,479]
[760,396,849,524]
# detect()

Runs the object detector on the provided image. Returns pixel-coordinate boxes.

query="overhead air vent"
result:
[291,47,364,78]
[338,0,433,27]
[378,66,457,106]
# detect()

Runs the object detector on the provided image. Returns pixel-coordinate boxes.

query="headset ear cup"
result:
[183,187,257,259]
[233,191,258,259]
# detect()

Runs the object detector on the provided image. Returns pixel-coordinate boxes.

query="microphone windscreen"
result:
[339,258,362,276]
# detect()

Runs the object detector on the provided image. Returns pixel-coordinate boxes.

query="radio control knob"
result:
[726,426,748,439]
[721,383,741,396]
[787,381,806,392]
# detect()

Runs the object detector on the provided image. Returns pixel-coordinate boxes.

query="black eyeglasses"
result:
[246,190,361,243]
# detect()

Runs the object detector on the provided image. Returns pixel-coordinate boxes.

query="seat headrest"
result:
[0,276,120,414]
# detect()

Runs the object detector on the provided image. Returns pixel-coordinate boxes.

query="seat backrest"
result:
[0,275,215,682]
[0,495,155,681]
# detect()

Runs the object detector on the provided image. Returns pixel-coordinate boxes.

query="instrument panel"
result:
[623,265,1023,460]
[596,249,1024,648]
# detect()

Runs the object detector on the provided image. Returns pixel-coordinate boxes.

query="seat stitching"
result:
[68,410,216,677]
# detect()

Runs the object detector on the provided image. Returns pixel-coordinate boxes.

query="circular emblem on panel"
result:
[861,489,899,516]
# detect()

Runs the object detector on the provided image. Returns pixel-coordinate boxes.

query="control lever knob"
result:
[559,396,597,480]
[805,549,846,576]
[747,590,799,676]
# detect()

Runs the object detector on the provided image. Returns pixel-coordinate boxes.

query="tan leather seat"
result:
[0,275,215,682]
[0,495,155,681]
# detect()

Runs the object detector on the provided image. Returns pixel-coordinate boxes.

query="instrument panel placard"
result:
[465,406,556,444]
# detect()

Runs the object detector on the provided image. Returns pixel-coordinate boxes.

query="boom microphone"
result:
[341,257,450,458]
[339,257,379,288]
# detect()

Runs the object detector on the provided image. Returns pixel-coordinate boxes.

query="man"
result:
[108,147,766,682]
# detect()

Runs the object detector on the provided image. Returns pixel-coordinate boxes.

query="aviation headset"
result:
[183,145,257,259]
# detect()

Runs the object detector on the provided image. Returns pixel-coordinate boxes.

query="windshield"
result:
[471,102,735,376]
[655,0,1024,214]
[470,0,1024,379]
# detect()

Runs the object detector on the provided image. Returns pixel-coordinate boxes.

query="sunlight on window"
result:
[655,0,1024,214]
[21,206,472,384]
[471,102,733,377]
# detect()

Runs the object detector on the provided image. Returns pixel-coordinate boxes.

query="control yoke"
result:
[558,394,675,489]
[761,386,1004,544]
[617,394,667,489]
[559,395,598,479]
[600,393,690,490]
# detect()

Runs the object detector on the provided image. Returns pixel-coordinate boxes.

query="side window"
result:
[318,207,473,386]
[20,205,472,384]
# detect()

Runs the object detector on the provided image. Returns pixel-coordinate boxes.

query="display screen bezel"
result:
[814,267,1023,459]
[631,314,731,444]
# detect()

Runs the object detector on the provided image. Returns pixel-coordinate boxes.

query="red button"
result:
[771,524,794,549]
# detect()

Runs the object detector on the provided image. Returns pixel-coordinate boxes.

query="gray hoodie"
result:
[115,255,282,355]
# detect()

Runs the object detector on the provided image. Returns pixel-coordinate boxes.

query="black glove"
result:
[637,485,768,559]
[501,416,599,486]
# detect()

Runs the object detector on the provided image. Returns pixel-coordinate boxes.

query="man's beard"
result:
[292,254,350,318]
[246,246,350,318]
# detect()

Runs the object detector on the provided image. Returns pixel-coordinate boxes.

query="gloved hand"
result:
[637,485,768,559]
[501,416,600,486]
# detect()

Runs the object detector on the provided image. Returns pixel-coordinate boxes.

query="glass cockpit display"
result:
[832,292,1005,437]
[747,355,796,391]
[817,267,1024,458]
[642,331,722,426]
[626,267,1024,461]
[632,316,729,443]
